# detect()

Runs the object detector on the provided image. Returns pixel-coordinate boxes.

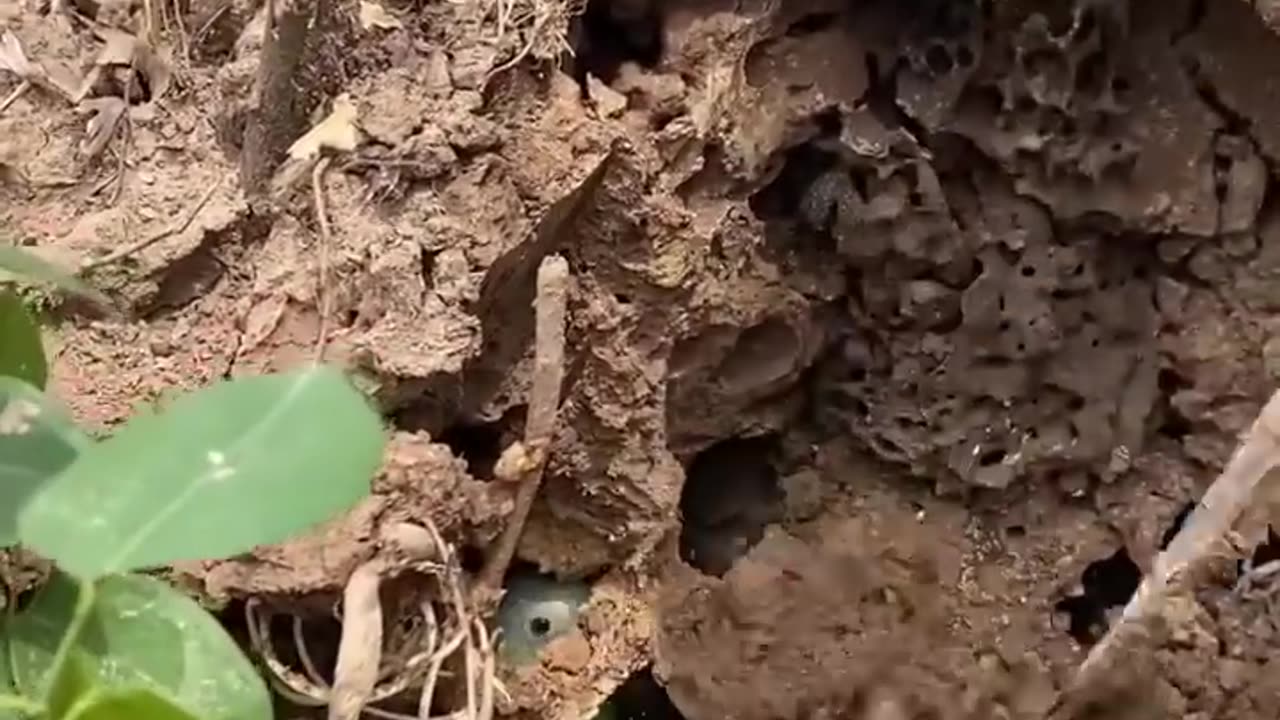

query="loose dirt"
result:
[8,0,1280,717]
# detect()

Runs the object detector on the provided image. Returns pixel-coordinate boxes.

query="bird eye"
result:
[529,616,552,637]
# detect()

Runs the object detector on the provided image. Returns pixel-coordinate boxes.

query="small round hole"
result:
[926,44,954,74]
[529,616,551,637]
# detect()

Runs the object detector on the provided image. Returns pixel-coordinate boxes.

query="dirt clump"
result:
[10,0,1280,717]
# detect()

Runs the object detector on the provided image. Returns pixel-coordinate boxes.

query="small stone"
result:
[586,74,628,118]
[1188,244,1230,284]
[780,469,823,521]
[1155,276,1189,320]
[1263,337,1280,381]
[1218,658,1250,692]
[450,46,496,90]
[425,50,452,98]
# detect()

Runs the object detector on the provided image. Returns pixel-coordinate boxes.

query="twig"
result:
[80,177,221,271]
[0,79,31,116]
[1070,390,1280,694]
[110,70,133,206]
[478,254,570,592]
[312,156,333,361]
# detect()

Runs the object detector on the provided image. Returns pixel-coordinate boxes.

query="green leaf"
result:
[0,378,90,546]
[6,573,93,701]
[0,639,42,720]
[65,687,199,720]
[9,574,270,720]
[18,365,384,578]
[0,291,46,389]
[0,246,113,308]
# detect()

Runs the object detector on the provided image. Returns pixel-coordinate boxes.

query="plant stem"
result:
[0,692,45,716]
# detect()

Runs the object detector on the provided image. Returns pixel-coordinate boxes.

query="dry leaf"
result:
[79,96,126,158]
[358,1,402,30]
[134,42,171,101]
[94,28,138,66]
[0,30,35,77]
[90,29,172,102]
[287,94,361,160]
[241,293,288,353]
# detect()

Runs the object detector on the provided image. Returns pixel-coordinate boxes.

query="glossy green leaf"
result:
[0,246,112,308]
[0,290,46,389]
[18,365,384,578]
[0,378,90,546]
[9,574,270,720]
[0,639,41,720]
[6,572,93,701]
[65,687,199,720]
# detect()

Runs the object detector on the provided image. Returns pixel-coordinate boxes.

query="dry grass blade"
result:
[479,254,570,593]
[329,561,384,720]
[476,0,583,78]
[1069,389,1280,696]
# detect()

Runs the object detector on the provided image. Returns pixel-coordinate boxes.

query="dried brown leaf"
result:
[0,30,35,77]
[90,29,171,101]
[79,96,126,158]
[357,1,402,30]
[288,94,361,160]
[95,28,138,66]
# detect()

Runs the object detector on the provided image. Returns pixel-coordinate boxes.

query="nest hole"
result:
[678,435,785,577]
[571,0,665,85]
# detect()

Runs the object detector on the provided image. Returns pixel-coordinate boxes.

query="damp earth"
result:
[8,0,1280,717]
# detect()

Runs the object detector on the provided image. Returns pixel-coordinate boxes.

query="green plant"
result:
[0,246,388,719]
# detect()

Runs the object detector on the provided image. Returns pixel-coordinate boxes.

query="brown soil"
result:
[8,0,1280,717]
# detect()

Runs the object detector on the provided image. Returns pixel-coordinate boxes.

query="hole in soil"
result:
[439,421,505,478]
[749,144,840,221]
[1156,368,1193,440]
[438,406,526,479]
[572,0,664,85]
[678,435,785,577]
[594,664,687,719]
[1054,547,1141,645]
[1250,526,1280,566]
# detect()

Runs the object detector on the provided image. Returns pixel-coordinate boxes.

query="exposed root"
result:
[1067,390,1280,700]
[471,0,582,78]
[478,254,570,594]
[79,177,223,271]
[311,156,333,361]
[244,518,496,720]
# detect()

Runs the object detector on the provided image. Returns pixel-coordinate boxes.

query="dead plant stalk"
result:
[312,156,333,361]
[1071,389,1280,691]
[478,254,570,593]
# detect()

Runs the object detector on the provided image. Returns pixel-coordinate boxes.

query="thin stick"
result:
[1071,389,1280,693]
[80,177,221,271]
[110,68,132,206]
[312,156,333,361]
[0,79,31,116]
[478,254,570,591]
